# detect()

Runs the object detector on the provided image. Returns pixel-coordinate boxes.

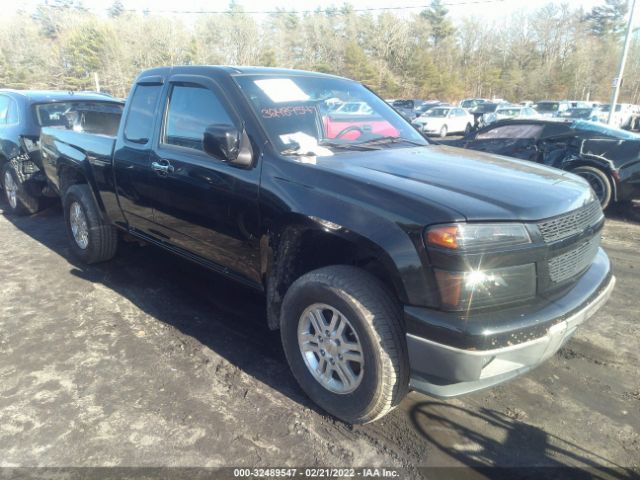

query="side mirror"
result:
[203,124,240,162]
[203,124,254,167]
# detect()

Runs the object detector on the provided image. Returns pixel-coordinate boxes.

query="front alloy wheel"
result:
[281,265,409,424]
[298,303,364,394]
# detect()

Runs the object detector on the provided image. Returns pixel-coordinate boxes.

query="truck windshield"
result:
[35,101,123,136]
[234,75,427,156]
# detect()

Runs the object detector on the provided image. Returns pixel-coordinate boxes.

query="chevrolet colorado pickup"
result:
[39,66,615,424]
[0,90,123,215]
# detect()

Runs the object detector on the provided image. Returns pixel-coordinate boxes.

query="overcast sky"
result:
[0,0,614,17]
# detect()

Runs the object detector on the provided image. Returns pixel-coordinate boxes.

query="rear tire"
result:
[1,163,40,216]
[439,125,448,138]
[63,184,117,264]
[571,166,612,209]
[280,265,409,424]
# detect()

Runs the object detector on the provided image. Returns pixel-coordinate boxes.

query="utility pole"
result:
[93,72,101,93]
[608,0,637,125]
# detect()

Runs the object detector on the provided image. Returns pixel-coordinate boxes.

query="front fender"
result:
[261,172,439,309]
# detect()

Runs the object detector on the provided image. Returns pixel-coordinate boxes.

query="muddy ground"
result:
[0,200,638,479]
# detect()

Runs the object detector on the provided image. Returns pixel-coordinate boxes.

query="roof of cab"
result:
[137,65,347,81]
[0,89,122,104]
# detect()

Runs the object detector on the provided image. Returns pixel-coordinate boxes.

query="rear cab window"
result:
[124,84,162,143]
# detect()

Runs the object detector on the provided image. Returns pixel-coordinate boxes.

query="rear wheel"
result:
[439,125,448,138]
[1,163,40,216]
[63,184,118,264]
[280,265,409,424]
[571,166,612,209]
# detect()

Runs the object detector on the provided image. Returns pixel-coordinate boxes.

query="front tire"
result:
[1,163,40,216]
[63,184,118,264]
[280,266,409,424]
[571,166,612,209]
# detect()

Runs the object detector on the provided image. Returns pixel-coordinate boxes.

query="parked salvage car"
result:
[412,106,474,137]
[40,66,614,424]
[390,99,427,120]
[469,102,499,129]
[558,107,603,122]
[534,101,571,117]
[459,98,489,110]
[596,103,639,130]
[0,90,123,215]
[440,118,640,210]
[333,101,374,116]
[482,105,540,126]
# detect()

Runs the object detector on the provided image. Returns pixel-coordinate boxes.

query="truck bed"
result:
[39,128,117,195]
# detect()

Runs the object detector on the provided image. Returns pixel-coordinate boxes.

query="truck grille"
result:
[538,202,603,243]
[548,235,601,283]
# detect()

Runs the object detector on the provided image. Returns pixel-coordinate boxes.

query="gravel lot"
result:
[0,199,638,478]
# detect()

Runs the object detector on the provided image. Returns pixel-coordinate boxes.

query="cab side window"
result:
[163,84,234,152]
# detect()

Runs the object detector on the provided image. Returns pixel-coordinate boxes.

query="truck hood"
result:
[317,144,595,222]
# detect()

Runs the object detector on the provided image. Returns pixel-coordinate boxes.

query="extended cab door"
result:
[113,79,164,234]
[149,75,262,285]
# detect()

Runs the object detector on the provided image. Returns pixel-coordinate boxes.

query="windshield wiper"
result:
[352,136,426,147]
[318,141,383,151]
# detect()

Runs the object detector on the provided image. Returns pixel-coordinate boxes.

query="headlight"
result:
[434,264,536,310]
[425,223,531,251]
[426,223,535,311]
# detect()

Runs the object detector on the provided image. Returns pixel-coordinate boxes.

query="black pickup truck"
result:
[39,66,615,424]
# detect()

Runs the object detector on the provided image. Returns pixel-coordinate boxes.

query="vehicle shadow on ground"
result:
[409,401,637,479]
[1,202,324,417]
[2,201,637,473]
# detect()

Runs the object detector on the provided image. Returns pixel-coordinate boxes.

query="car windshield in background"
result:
[426,108,449,117]
[472,104,498,114]
[599,104,621,112]
[392,100,414,109]
[234,75,427,156]
[416,103,437,113]
[35,101,123,135]
[461,99,482,109]
[560,108,592,118]
[497,108,521,117]
[571,120,640,140]
[535,102,559,112]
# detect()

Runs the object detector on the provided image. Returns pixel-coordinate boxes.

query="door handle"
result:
[151,161,174,175]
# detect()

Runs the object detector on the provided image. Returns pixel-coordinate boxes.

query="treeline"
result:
[0,0,638,103]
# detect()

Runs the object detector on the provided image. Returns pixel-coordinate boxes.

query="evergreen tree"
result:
[420,0,455,47]
[108,1,125,18]
[585,0,629,39]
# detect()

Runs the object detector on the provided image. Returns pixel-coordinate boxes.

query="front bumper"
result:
[406,249,615,398]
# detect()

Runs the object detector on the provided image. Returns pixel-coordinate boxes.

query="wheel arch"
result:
[57,160,110,221]
[565,155,618,202]
[262,213,411,331]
